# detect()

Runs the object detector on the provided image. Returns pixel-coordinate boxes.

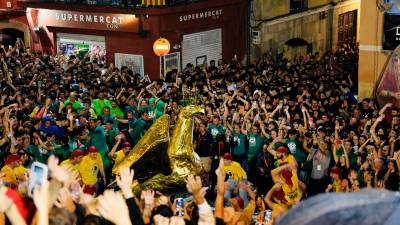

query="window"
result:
[115,53,144,78]
[290,0,307,13]
[164,52,181,74]
[338,10,358,45]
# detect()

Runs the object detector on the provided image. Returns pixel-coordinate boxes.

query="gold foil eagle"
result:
[112,105,204,193]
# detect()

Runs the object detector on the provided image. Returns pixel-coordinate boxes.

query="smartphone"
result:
[38,80,42,88]
[28,162,48,197]
[175,198,185,217]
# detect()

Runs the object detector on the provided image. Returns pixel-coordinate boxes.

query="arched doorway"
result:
[0,28,24,47]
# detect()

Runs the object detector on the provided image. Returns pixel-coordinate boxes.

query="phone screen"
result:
[28,162,48,196]
[175,198,185,217]
[33,166,44,179]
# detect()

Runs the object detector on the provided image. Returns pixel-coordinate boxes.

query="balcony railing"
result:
[18,0,206,8]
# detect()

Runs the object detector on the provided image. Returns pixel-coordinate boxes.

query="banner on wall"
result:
[375,45,400,107]
[115,53,144,78]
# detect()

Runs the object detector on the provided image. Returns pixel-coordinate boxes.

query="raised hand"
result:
[97,190,132,225]
[186,175,207,204]
[116,167,134,199]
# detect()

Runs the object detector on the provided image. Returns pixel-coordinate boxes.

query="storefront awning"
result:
[0,9,26,21]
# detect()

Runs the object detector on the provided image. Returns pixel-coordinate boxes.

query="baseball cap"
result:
[5,154,20,165]
[277,146,289,154]
[122,142,131,148]
[70,149,84,160]
[149,98,156,104]
[330,167,341,176]
[223,153,233,161]
[87,146,98,153]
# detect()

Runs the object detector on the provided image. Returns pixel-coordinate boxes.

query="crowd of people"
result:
[0,37,396,225]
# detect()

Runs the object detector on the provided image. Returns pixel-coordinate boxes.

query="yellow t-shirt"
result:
[114,150,126,166]
[1,165,15,184]
[281,171,302,206]
[332,179,341,192]
[278,155,296,167]
[13,166,27,183]
[61,159,80,171]
[79,154,103,185]
[243,201,256,223]
[221,161,247,181]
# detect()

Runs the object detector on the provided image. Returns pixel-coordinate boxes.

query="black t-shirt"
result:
[194,131,214,157]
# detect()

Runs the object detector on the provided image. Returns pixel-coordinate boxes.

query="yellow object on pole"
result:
[153,37,171,56]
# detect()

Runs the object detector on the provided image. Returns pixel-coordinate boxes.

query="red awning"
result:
[0,9,26,21]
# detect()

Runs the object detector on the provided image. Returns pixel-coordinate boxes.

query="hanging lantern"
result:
[153,38,171,56]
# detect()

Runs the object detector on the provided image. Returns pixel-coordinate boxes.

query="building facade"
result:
[250,0,360,61]
[1,0,247,80]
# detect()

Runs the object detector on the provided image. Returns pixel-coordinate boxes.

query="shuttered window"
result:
[182,28,222,68]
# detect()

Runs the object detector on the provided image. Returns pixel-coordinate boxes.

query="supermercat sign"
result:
[38,9,139,32]
[179,9,223,22]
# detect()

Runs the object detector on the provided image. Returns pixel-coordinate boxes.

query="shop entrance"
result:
[56,33,106,62]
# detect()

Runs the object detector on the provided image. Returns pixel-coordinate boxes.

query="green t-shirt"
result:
[89,125,111,169]
[92,99,112,116]
[64,98,83,112]
[208,124,225,139]
[130,118,152,146]
[27,144,46,163]
[286,138,306,164]
[110,106,124,118]
[106,128,119,148]
[232,131,247,156]
[247,132,263,161]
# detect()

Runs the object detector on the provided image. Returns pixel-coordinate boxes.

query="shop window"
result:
[163,52,181,74]
[290,0,307,13]
[115,53,144,78]
[338,10,357,45]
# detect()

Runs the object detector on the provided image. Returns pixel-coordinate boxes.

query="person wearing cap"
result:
[271,163,305,207]
[109,136,131,169]
[79,146,106,195]
[326,167,343,193]
[1,154,21,189]
[221,153,249,206]
[60,149,84,171]
[147,97,165,120]
[267,139,297,168]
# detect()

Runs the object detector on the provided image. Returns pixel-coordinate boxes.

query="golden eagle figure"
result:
[112,105,204,193]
